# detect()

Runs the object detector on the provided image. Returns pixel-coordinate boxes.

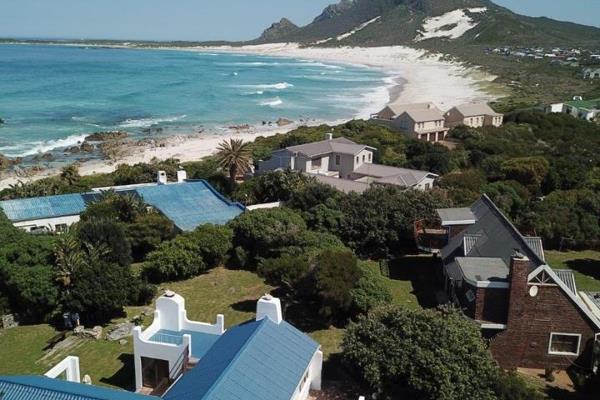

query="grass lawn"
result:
[545,250,600,292]
[0,259,429,390]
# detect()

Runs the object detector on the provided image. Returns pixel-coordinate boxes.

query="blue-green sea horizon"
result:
[0,44,394,159]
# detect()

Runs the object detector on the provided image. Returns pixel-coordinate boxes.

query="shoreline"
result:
[0,43,498,190]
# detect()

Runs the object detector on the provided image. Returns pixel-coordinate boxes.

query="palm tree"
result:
[60,164,81,186]
[215,139,252,185]
[54,233,85,292]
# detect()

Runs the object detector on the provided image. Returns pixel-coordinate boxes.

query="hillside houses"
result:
[547,97,600,121]
[256,134,438,192]
[372,101,503,141]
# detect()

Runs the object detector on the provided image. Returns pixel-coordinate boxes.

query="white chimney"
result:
[157,170,167,185]
[256,294,282,324]
[325,132,333,141]
[177,168,187,183]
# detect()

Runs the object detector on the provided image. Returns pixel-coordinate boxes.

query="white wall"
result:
[15,215,80,232]
[132,293,225,391]
[290,349,323,400]
[45,356,81,383]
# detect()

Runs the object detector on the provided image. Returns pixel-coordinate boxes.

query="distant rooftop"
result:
[353,164,435,187]
[0,375,156,400]
[565,97,600,110]
[452,103,501,117]
[311,174,370,194]
[437,207,477,225]
[284,137,373,157]
[0,180,244,231]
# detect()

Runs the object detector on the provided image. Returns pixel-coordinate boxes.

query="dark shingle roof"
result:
[0,376,157,400]
[441,195,545,270]
[164,318,319,400]
[455,257,509,283]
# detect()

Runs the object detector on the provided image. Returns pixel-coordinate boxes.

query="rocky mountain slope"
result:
[254,0,600,48]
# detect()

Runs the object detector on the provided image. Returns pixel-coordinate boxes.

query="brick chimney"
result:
[506,251,531,323]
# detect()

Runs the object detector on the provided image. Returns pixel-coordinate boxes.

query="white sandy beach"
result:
[0,43,498,189]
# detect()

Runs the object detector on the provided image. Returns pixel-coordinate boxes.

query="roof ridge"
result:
[0,376,135,400]
[200,318,269,399]
[480,194,544,265]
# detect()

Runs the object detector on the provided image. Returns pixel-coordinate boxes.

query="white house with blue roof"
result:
[0,170,245,233]
[133,292,323,400]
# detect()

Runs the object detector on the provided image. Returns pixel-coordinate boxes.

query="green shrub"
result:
[143,236,206,282]
[188,224,233,266]
[351,263,392,314]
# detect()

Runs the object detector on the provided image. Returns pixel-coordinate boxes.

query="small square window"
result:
[335,155,340,165]
[548,333,581,355]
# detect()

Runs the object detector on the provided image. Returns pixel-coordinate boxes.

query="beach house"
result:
[372,102,449,142]
[256,134,438,192]
[417,195,600,371]
[563,97,600,121]
[583,67,600,80]
[444,103,504,128]
[0,170,245,233]
[133,291,323,399]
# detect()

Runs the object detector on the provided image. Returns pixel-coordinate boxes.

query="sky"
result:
[0,0,598,41]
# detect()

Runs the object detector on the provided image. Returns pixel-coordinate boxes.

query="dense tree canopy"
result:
[342,305,499,400]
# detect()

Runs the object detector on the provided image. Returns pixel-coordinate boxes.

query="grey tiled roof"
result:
[385,102,436,117]
[452,103,502,117]
[441,195,545,270]
[311,174,370,194]
[455,257,509,283]
[403,108,445,122]
[437,207,477,224]
[285,137,370,157]
[524,237,545,261]
[353,164,435,187]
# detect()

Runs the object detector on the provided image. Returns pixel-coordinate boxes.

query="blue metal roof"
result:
[0,180,244,230]
[149,329,221,359]
[0,376,158,400]
[164,318,319,400]
[0,194,86,222]
[135,181,244,231]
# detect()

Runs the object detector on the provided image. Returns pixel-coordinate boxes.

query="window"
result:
[356,156,359,164]
[299,371,309,392]
[548,333,581,355]
[368,153,372,162]
[335,154,340,165]
[362,155,366,162]
[312,157,322,170]
[465,289,475,302]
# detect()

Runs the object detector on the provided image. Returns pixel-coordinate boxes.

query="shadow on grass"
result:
[545,387,586,400]
[100,353,135,391]
[285,300,333,333]
[388,255,443,309]
[566,258,600,282]
[230,299,257,313]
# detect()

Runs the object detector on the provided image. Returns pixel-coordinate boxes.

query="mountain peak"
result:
[258,18,300,42]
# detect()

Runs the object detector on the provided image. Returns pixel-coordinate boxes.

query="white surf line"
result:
[415,8,487,42]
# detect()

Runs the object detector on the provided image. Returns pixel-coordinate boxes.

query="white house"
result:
[372,102,449,142]
[257,134,438,192]
[133,291,323,400]
[444,103,504,128]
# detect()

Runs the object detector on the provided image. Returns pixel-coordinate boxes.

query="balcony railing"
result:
[415,220,448,253]
[150,332,184,346]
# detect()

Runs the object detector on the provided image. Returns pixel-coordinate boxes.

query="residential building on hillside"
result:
[444,103,504,128]
[133,291,322,399]
[564,97,600,121]
[372,102,449,142]
[257,134,438,192]
[417,195,600,370]
[583,67,600,79]
[0,171,245,233]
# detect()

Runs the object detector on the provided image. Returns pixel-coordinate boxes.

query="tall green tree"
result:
[216,138,252,186]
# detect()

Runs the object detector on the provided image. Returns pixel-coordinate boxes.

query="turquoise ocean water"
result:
[0,44,390,158]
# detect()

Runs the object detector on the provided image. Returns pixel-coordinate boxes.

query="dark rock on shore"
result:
[85,131,128,142]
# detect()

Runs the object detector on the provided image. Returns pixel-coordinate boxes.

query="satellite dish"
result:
[529,285,539,297]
